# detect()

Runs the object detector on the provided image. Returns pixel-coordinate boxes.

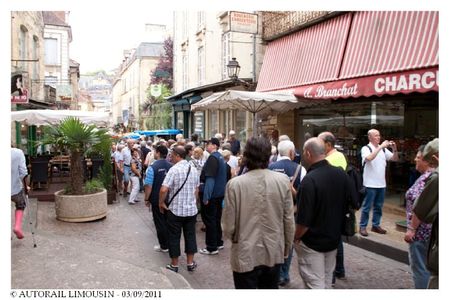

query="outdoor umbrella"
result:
[191,90,300,136]
[11,109,110,126]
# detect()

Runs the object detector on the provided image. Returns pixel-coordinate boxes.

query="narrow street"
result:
[12,194,413,289]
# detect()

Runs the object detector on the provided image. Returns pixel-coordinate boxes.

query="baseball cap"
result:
[229,130,236,135]
[203,137,220,148]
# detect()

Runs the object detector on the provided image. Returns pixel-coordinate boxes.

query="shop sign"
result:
[295,67,438,100]
[11,73,29,104]
[150,84,162,97]
[229,11,258,34]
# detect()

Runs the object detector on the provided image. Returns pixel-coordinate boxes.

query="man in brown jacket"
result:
[222,137,295,289]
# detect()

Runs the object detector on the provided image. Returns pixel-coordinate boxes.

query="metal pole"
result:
[253,112,257,137]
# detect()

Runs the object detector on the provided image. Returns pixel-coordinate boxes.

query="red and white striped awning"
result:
[340,11,439,79]
[257,11,439,100]
[256,13,352,92]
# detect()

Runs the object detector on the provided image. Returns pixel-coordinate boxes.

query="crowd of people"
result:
[11,127,439,289]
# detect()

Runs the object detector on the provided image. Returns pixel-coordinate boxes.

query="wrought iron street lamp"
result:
[226,57,241,80]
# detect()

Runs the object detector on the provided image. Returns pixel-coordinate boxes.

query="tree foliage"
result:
[39,117,112,195]
[150,37,173,89]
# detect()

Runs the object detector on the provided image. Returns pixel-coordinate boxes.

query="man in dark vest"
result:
[144,144,172,252]
[199,137,227,255]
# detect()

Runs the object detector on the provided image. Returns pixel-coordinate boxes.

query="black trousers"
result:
[151,203,169,250]
[166,210,197,258]
[233,265,281,289]
[201,197,223,251]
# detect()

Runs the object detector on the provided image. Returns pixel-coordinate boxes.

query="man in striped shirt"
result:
[159,146,200,273]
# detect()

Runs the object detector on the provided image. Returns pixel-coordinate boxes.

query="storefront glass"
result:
[193,111,204,139]
[210,111,218,136]
[176,111,184,130]
[235,110,247,142]
[297,94,438,198]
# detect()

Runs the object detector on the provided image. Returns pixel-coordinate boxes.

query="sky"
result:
[69,9,173,74]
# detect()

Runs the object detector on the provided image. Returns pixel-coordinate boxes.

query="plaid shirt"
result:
[162,160,199,217]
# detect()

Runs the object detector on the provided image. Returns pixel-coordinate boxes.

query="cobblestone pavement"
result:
[12,193,414,290]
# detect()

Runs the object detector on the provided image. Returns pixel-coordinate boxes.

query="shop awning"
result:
[257,11,439,100]
[256,13,352,92]
[11,109,110,126]
[340,11,438,79]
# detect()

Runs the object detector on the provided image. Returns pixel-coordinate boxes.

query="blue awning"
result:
[134,129,182,136]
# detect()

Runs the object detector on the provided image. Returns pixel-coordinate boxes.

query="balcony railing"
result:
[261,11,343,41]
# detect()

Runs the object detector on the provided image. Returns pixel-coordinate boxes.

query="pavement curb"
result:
[345,235,409,265]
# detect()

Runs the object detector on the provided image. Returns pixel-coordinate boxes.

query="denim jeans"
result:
[334,237,345,276]
[279,245,294,282]
[409,239,431,289]
[359,187,385,228]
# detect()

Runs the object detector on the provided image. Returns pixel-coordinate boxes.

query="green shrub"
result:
[84,179,104,194]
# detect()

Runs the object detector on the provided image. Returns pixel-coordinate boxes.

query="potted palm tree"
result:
[87,134,116,204]
[40,117,112,222]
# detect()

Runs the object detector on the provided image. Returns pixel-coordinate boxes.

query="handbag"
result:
[166,165,191,207]
[342,208,356,237]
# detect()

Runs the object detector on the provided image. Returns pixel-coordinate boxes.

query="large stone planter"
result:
[54,189,107,222]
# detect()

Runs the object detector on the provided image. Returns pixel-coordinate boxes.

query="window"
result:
[45,38,59,65]
[197,11,205,30]
[182,11,189,41]
[176,111,184,130]
[19,26,28,69]
[222,33,231,80]
[182,52,188,90]
[198,46,205,86]
[210,111,218,136]
[235,110,247,142]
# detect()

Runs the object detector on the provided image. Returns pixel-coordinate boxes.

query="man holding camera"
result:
[359,129,398,237]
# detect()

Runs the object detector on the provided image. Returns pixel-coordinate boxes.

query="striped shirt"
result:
[162,160,199,217]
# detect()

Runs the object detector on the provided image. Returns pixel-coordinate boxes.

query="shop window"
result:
[297,97,437,198]
[176,111,184,130]
[210,111,218,136]
[235,110,247,142]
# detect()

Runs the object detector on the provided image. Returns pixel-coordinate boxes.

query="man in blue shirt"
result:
[144,144,172,252]
[199,137,227,255]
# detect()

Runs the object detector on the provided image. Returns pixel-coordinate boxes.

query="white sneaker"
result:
[128,200,136,205]
[154,245,169,253]
[218,245,224,250]
[199,248,219,255]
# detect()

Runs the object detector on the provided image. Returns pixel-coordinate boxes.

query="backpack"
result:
[341,163,363,237]
[346,163,365,209]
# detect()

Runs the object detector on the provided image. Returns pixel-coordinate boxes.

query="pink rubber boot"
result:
[13,210,24,239]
